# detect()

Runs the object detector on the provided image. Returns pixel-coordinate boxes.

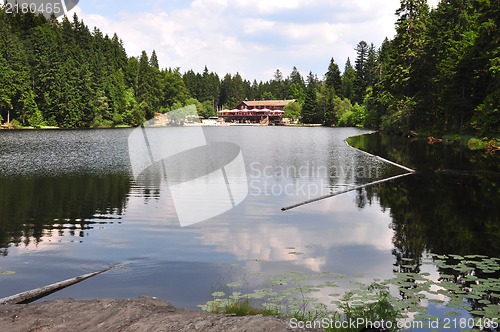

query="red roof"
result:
[240,100,295,108]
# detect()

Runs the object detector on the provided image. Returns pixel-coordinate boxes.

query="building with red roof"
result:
[219,100,295,124]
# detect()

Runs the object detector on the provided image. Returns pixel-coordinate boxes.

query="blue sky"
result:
[71,0,439,82]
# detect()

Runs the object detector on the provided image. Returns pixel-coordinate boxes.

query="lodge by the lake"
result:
[219,100,295,125]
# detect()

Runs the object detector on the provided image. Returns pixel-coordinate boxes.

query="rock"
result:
[0,297,324,332]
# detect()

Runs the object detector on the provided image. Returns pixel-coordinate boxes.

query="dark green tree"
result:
[383,0,429,131]
[325,58,342,96]
[341,58,356,101]
[136,51,162,118]
[470,0,500,136]
[270,69,286,100]
[0,10,41,126]
[161,68,190,111]
[301,72,319,123]
[365,43,378,88]
[322,86,337,126]
[219,73,245,108]
[354,41,369,104]
[287,66,306,103]
[150,50,159,69]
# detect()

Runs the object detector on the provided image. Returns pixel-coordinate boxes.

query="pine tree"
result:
[219,74,231,108]
[270,69,286,100]
[470,0,500,136]
[322,86,337,127]
[0,56,15,124]
[301,72,318,123]
[231,73,246,106]
[150,50,159,69]
[325,58,342,96]
[125,56,140,94]
[183,70,199,100]
[390,0,429,97]
[380,0,429,131]
[0,10,39,126]
[341,58,356,101]
[110,33,128,71]
[287,67,305,103]
[354,41,369,104]
[206,70,221,111]
[365,44,378,88]
[136,51,158,119]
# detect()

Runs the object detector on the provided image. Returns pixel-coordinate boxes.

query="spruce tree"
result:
[354,41,369,104]
[325,58,342,96]
[301,72,318,123]
[136,51,156,119]
[341,58,356,101]
[365,44,378,88]
[287,67,305,103]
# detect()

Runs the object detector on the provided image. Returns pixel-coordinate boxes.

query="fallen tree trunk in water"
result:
[0,265,118,305]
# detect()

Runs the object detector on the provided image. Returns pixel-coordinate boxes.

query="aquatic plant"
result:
[201,254,500,331]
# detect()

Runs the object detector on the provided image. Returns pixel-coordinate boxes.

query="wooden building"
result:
[219,100,295,124]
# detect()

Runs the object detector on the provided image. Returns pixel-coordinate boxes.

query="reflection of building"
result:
[219,100,295,125]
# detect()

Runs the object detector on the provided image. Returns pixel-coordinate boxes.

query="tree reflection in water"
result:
[0,173,130,256]
[350,133,500,317]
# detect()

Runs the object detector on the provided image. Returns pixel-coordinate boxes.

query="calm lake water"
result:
[0,127,498,326]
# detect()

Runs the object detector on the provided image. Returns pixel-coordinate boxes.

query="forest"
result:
[0,0,498,137]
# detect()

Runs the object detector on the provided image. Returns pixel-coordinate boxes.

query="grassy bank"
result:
[405,131,500,152]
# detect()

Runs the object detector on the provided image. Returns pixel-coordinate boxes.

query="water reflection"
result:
[0,173,130,255]
[0,128,497,316]
[350,134,500,319]
[349,133,500,259]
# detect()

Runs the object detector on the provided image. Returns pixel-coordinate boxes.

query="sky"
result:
[70,0,440,82]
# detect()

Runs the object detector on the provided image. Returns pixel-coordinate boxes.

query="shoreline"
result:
[0,297,323,332]
[2,124,498,152]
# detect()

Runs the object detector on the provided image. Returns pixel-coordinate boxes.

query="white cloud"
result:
[232,0,303,13]
[196,193,395,275]
[74,0,431,81]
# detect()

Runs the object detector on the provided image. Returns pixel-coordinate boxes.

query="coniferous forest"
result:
[0,0,498,137]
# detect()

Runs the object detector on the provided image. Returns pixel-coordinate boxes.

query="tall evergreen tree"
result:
[354,41,369,104]
[0,10,40,126]
[470,0,500,136]
[270,69,286,100]
[381,0,429,132]
[301,72,319,123]
[365,43,378,88]
[183,69,199,99]
[325,58,342,96]
[322,87,337,127]
[136,51,161,118]
[341,58,356,101]
[287,66,306,103]
[150,50,159,69]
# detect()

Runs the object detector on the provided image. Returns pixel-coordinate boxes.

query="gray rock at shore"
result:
[0,297,325,332]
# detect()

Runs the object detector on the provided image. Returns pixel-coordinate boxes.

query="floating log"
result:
[281,139,416,212]
[281,172,414,212]
[0,265,119,305]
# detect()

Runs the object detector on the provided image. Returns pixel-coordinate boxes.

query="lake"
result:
[0,127,498,328]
